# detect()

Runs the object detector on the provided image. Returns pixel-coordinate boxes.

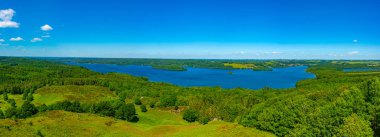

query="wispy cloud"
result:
[265,51,283,54]
[347,51,359,55]
[10,37,24,41]
[0,39,4,42]
[0,9,19,28]
[31,38,43,42]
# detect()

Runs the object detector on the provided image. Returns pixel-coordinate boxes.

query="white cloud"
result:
[0,39,4,42]
[41,24,53,31]
[0,9,19,28]
[265,51,283,54]
[347,51,359,55]
[31,38,43,42]
[10,37,24,41]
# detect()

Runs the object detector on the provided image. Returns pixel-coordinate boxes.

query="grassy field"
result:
[0,109,275,137]
[1,84,275,137]
[33,85,118,105]
[0,94,23,111]
[223,63,257,69]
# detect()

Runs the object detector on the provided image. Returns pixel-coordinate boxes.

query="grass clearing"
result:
[224,63,257,69]
[0,94,23,111]
[0,109,275,137]
[33,85,117,105]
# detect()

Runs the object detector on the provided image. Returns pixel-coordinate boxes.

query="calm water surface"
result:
[67,62,315,90]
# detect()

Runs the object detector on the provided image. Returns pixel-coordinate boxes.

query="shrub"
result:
[3,93,8,101]
[140,105,147,112]
[134,98,142,105]
[36,130,44,137]
[115,103,139,122]
[38,104,48,112]
[183,108,199,122]
[198,116,210,125]
[174,105,179,110]
[128,115,139,122]
[0,110,4,119]
[149,101,155,108]
[160,95,177,107]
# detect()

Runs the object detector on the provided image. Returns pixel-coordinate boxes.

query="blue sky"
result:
[0,0,379,59]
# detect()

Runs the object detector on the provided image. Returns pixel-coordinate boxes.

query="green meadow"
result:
[0,110,275,137]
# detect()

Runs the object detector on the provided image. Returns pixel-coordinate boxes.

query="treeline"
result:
[0,99,139,122]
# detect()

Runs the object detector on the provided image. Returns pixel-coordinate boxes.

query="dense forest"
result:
[41,57,380,71]
[0,57,380,136]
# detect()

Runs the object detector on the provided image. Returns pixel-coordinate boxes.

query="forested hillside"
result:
[0,57,379,136]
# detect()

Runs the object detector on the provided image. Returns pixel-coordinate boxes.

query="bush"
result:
[134,98,142,105]
[36,130,44,137]
[183,108,199,122]
[0,110,4,119]
[115,103,139,122]
[174,105,179,110]
[140,105,147,112]
[3,93,8,101]
[149,101,155,108]
[38,104,48,112]
[160,95,177,107]
[7,99,16,108]
[4,107,17,118]
[198,116,210,125]
[128,115,139,122]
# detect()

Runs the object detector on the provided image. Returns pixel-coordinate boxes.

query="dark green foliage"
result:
[118,92,127,102]
[7,99,16,108]
[174,105,179,110]
[134,98,142,105]
[198,116,210,125]
[17,101,38,118]
[4,107,17,118]
[183,108,199,122]
[22,91,29,100]
[116,103,138,122]
[26,93,34,102]
[160,95,177,107]
[36,130,44,137]
[3,92,8,101]
[92,101,115,117]
[128,115,139,122]
[140,105,147,112]
[125,103,138,122]
[38,104,48,112]
[0,109,4,119]
[219,104,242,122]
[149,101,155,108]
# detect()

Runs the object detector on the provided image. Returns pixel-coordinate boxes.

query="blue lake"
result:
[67,62,316,90]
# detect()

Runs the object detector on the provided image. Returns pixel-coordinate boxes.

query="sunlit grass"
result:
[33,85,117,105]
[0,109,276,137]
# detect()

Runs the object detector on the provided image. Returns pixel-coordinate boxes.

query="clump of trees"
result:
[183,108,199,122]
